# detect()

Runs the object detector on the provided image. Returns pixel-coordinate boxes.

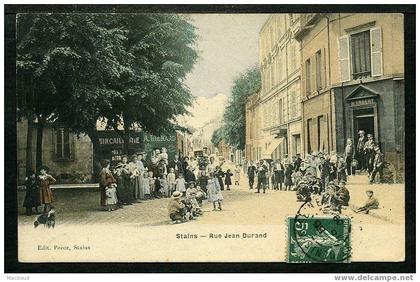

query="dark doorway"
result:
[353,108,375,144]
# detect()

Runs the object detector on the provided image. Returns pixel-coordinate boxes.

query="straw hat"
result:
[171,191,182,199]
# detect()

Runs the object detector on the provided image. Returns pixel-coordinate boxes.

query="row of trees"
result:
[211,66,261,151]
[17,13,198,176]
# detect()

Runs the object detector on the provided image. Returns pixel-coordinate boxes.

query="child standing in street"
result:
[142,171,151,200]
[160,174,169,198]
[207,173,223,211]
[175,173,186,195]
[167,168,176,194]
[225,169,233,190]
[38,167,56,213]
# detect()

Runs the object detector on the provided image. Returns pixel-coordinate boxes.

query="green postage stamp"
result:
[287,216,352,263]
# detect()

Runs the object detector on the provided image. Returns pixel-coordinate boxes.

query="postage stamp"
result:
[287,214,351,263]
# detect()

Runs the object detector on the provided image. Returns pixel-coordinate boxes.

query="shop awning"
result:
[261,137,284,160]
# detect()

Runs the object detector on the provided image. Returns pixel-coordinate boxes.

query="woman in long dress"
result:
[23,170,40,215]
[284,162,294,191]
[234,165,241,186]
[114,158,134,205]
[215,166,225,191]
[207,173,223,211]
[38,167,56,212]
[224,169,233,190]
[99,159,118,211]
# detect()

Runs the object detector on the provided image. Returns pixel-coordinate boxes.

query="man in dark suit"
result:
[356,130,367,171]
[169,154,184,178]
[369,146,384,184]
[247,162,256,189]
[256,161,268,194]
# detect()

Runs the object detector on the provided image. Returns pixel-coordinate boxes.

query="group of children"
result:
[167,172,224,224]
[99,150,233,216]
[23,167,57,216]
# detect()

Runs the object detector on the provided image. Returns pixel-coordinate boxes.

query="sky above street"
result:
[184,14,269,98]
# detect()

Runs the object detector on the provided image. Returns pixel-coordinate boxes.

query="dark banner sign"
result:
[97,130,180,164]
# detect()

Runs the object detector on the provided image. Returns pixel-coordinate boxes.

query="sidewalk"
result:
[344,173,404,224]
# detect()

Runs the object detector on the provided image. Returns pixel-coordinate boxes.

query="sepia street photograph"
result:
[4,5,413,270]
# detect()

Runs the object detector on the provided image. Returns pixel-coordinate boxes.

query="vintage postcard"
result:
[9,7,410,266]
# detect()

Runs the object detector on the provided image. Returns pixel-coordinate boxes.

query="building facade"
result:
[329,13,404,180]
[17,119,93,184]
[258,14,303,160]
[294,14,334,156]
[245,90,264,161]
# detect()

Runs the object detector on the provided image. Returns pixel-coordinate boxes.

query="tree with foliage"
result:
[17,13,198,178]
[211,127,225,147]
[103,14,198,153]
[212,66,261,150]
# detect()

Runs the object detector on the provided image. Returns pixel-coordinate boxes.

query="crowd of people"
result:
[23,131,384,220]
[243,131,384,214]
[96,148,245,223]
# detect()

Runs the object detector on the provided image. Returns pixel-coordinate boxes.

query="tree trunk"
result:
[25,116,34,175]
[35,118,45,172]
[123,123,131,156]
[88,126,103,183]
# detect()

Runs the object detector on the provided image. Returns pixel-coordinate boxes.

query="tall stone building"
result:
[258,14,303,160]
[294,14,334,155]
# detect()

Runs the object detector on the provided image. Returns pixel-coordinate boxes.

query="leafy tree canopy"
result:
[213,66,261,150]
[17,13,198,138]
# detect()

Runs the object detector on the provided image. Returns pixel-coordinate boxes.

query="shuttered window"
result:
[339,27,383,81]
[55,128,73,161]
[305,59,311,95]
[350,30,371,79]
[316,50,322,91]
[307,119,312,153]
[290,42,297,72]
[370,27,383,77]
[338,35,351,82]
[279,98,283,124]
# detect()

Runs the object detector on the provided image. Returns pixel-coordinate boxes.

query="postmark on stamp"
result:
[287,202,352,263]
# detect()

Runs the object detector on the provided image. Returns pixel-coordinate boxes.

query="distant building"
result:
[245,90,263,161]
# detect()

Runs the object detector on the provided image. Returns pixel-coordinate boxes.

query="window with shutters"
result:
[290,87,297,119]
[279,98,283,124]
[271,62,275,89]
[278,50,284,82]
[316,50,322,91]
[305,58,311,95]
[350,30,371,79]
[290,42,297,72]
[307,119,312,153]
[55,128,73,161]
